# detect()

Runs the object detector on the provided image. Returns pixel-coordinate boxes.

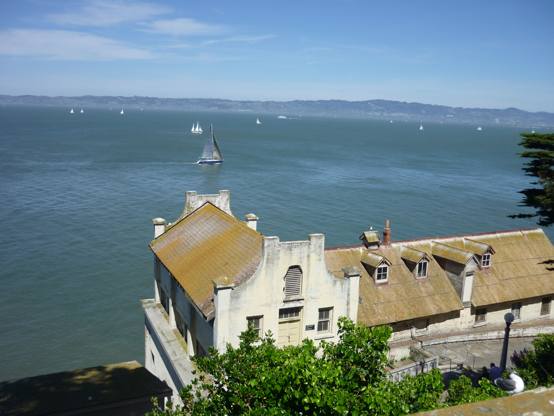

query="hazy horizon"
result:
[2,93,554,115]
[1,1,553,112]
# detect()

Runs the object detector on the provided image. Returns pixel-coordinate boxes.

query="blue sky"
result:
[1,0,553,111]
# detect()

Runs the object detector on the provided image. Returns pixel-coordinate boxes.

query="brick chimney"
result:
[383,219,391,245]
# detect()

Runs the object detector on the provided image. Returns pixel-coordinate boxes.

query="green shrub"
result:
[512,334,554,388]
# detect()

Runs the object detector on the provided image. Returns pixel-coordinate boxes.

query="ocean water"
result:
[0,106,546,380]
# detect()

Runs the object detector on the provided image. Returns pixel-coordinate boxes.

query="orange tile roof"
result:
[150,203,263,318]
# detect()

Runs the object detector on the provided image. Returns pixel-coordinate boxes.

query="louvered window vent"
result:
[284,266,302,298]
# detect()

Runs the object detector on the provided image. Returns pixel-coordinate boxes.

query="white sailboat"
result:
[477,126,483,131]
[80,108,84,114]
[120,109,125,115]
[197,125,223,164]
[69,108,75,114]
[256,117,262,125]
[419,123,424,131]
[277,115,287,119]
[389,120,393,124]
[191,122,203,134]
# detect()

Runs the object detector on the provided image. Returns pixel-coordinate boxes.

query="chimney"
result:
[244,213,259,231]
[383,219,391,245]
[152,217,167,238]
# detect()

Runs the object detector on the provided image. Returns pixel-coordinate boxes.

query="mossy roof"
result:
[150,202,263,318]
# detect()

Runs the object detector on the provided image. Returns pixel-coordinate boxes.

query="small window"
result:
[475,308,487,324]
[284,266,302,298]
[481,253,491,268]
[247,315,263,338]
[151,351,155,364]
[414,318,430,334]
[279,307,301,320]
[541,297,551,316]
[511,303,522,320]
[175,310,188,339]
[375,265,389,282]
[416,260,428,278]
[317,307,333,333]
[159,288,170,315]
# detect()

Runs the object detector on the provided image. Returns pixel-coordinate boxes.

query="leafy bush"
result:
[511,333,554,388]
[447,376,506,406]
[148,318,508,415]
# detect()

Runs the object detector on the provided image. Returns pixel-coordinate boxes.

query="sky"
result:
[0,0,553,112]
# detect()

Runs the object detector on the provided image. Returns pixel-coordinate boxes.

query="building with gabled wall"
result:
[143,190,554,400]
[143,190,357,403]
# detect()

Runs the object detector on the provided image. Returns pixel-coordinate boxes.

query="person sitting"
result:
[489,363,502,381]
[495,371,525,394]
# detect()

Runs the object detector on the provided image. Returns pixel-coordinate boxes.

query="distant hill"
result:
[1,94,553,128]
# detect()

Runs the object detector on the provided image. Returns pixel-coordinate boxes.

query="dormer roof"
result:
[361,251,391,269]
[432,241,477,265]
[360,230,381,246]
[400,245,430,264]
[459,238,495,256]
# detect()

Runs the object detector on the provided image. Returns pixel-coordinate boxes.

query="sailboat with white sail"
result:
[197,125,223,165]
[80,108,84,114]
[120,109,125,115]
[191,122,203,134]
[69,108,75,114]
[419,123,424,131]
[256,117,262,125]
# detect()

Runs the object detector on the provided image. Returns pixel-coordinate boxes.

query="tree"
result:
[148,318,505,415]
[511,132,554,226]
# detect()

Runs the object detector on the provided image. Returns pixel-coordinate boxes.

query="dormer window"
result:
[375,265,389,282]
[481,253,491,268]
[416,260,428,278]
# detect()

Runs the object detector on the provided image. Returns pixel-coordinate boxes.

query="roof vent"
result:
[360,226,381,249]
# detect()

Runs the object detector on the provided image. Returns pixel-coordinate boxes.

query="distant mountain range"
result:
[1,94,553,128]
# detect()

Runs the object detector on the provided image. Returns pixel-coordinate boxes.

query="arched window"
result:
[284,266,302,298]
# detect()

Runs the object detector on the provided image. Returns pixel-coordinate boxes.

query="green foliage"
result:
[147,318,508,415]
[446,376,506,406]
[395,369,445,413]
[512,333,554,388]
[511,132,554,226]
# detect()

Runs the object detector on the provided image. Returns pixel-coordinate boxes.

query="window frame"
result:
[159,287,170,315]
[317,307,333,333]
[279,307,302,321]
[481,253,492,268]
[474,308,487,324]
[416,260,428,278]
[511,303,522,321]
[541,297,551,316]
[175,309,188,339]
[375,264,389,283]
[247,315,263,338]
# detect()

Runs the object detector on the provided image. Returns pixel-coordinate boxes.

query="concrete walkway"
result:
[423,337,535,370]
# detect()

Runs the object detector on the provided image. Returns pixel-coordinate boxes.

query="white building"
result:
[143,190,554,401]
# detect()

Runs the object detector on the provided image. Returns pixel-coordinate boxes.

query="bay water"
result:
[0,106,545,380]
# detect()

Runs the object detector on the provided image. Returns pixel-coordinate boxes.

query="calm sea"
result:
[0,106,546,380]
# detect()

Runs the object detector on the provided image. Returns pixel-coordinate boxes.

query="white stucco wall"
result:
[145,326,183,405]
[213,233,356,351]
[467,297,553,328]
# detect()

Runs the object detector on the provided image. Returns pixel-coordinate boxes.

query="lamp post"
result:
[500,312,515,372]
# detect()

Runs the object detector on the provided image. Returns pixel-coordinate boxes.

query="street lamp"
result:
[500,312,515,371]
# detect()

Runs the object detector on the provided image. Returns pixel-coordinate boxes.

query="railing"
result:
[388,356,439,382]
